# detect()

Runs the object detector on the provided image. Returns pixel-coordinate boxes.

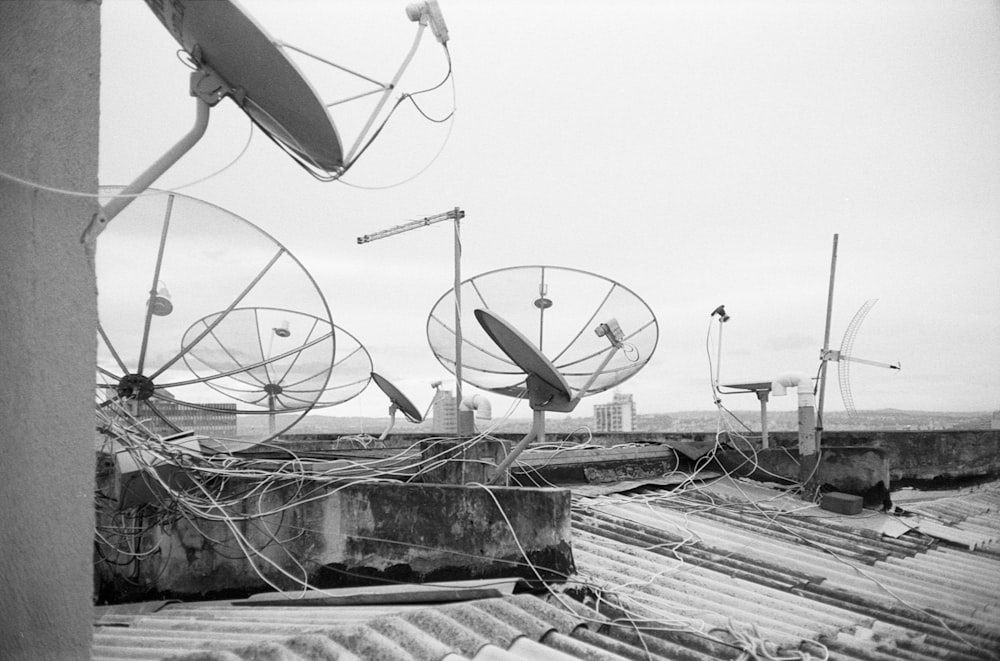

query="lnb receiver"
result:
[594,318,625,346]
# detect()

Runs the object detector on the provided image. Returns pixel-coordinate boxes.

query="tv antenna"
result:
[94,0,451,236]
[95,189,337,446]
[817,234,900,432]
[426,265,658,483]
[823,298,901,417]
[358,207,466,427]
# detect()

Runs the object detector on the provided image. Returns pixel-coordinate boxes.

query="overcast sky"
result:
[98,0,1000,421]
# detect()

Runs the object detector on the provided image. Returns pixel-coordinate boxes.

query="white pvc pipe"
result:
[770,372,817,458]
[459,394,492,422]
[770,372,816,408]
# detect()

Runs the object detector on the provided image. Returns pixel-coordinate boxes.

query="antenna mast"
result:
[358,207,467,431]
[816,233,838,446]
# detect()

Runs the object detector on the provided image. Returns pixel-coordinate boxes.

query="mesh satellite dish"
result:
[95,188,335,445]
[426,265,659,483]
[181,308,373,442]
[428,266,659,399]
[823,298,900,417]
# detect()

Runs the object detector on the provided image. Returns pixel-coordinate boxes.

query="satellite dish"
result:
[180,308,373,443]
[371,372,423,423]
[473,309,573,412]
[95,188,335,445]
[144,0,343,173]
[97,0,453,229]
[426,265,659,483]
[371,371,426,441]
[824,299,901,417]
[427,265,659,400]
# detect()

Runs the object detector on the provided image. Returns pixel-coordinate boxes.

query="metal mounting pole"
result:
[817,233,839,447]
[357,208,467,433]
[487,409,543,485]
[344,22,426,164]
[101,96,211,226]
[453,207,463,432]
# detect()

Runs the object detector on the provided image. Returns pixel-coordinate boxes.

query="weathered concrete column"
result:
[0,2,100,659]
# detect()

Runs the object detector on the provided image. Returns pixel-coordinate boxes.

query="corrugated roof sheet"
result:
[571,477,1000,660]
[93,593,627,661]
[892,482,1000,550]
[93,477,1000,660]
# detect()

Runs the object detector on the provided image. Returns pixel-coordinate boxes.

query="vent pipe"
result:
[770,372,819,491]
[459,394,492,431]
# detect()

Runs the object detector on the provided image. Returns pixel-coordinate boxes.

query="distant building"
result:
[992,409,1000,430]
[135,400,239,438]
[433,391,458,433]
[594,392,636,432]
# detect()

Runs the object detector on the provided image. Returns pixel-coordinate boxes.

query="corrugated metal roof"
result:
[892,483,1000,550]
[93,477,1000,660]
[93,592,633,661]
[571,477,1000,660]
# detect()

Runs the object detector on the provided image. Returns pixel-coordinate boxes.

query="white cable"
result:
[0,120,255,199]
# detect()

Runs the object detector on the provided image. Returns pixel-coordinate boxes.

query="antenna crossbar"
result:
[356,209,464,244]
[823,350,900,370]
[358,207,467,435]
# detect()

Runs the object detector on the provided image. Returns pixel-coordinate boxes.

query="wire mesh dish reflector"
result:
[427,265,659,399]
[181,308,372,411]
[96,188,335,442]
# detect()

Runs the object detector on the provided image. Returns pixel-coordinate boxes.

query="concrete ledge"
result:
[284,429,1000,482]
[714,445,893,508]
[759,430,1000,482]
[95,481,573,603]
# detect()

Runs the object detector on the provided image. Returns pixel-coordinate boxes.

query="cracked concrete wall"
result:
[95,481,574,602]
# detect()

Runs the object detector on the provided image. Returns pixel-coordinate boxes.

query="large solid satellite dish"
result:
[95,188,335,444]
[98,0,451,228]
[474,309,574,412]
[143,0,343,173]
[427,265,659,483]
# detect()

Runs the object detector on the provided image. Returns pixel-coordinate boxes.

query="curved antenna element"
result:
[823,298,901,417]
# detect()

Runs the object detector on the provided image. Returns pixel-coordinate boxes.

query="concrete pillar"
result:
[797,402,820,492]
[0,3,100,659]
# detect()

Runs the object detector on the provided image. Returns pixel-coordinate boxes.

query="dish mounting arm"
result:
[378,403,400,442]
[99,67,231,231]
[485,325,625,485]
